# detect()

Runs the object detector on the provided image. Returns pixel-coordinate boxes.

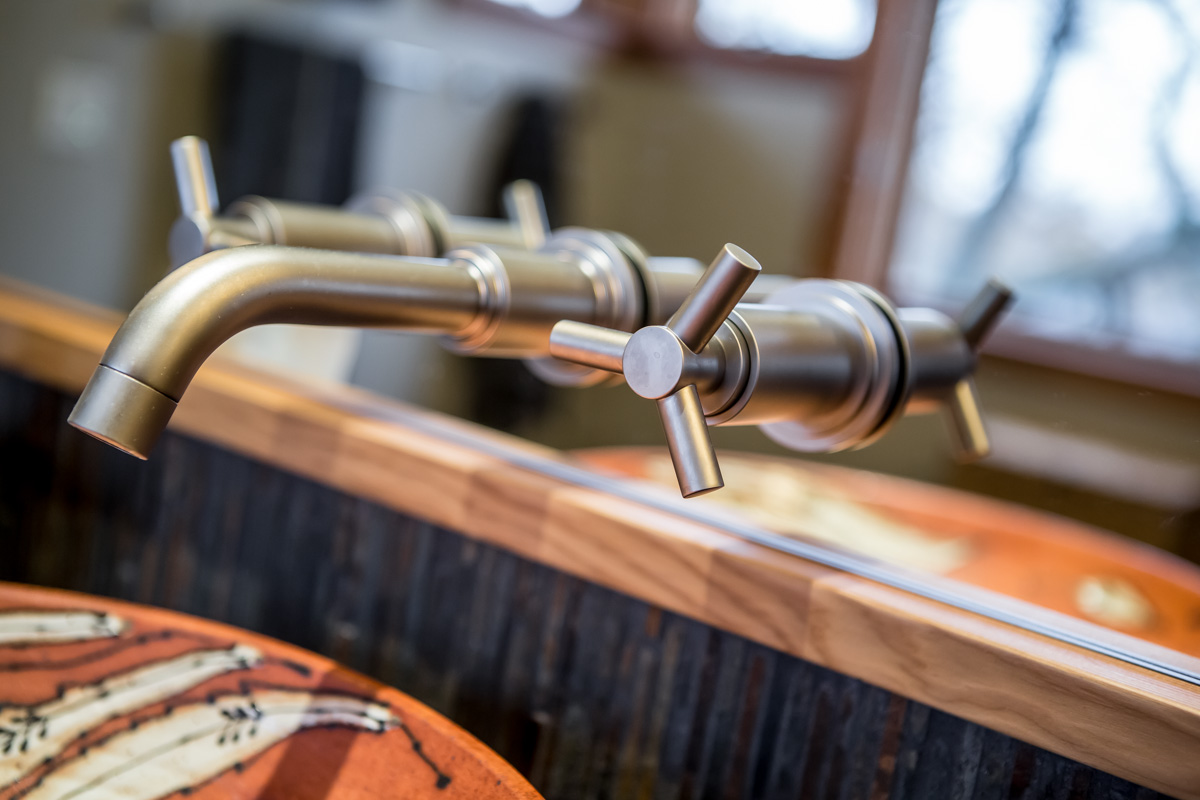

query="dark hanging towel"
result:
[214,33,365,205]
[468,95,565,433]
[485,95,563,229]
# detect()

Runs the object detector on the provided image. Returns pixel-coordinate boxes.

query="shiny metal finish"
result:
[518,229,645,387]
[753,280,906,452]
[947,378,989,459]
[168,214,262,267]
[547,320,629,373]
[503,180,550,249]
[105,246,483,401]
[227,196,412,255]
[695,320,751,417]
[68,365,177,459]
[945,281,1012,458]
[72,226,652,456]
[444,245,602,355]
[620,326,726,401]
[552,248,1013,496]
[639,256,797,323]
[958,279,1014,350]
[667,244,761,350]
[344,189,439,258]
[77,132,1014,495]
[448,231,642,357]
[169,136,261,266]
[895,282,1012,458]
[628,245,759,496]
[440,217,528,253]
[166,136,550,266]
[624,327,697,399]
[746,280,1011,462]
[550,244,762,496]
[71,245,483,456]
[897,307,973,412]
[170,136,217,218]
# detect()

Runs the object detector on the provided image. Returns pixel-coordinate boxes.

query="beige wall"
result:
[0,0,214,310]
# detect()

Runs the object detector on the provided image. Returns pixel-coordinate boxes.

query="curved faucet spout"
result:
[69,245,484,459]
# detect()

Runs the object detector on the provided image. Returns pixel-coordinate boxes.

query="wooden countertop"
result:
[3,277,1200,798]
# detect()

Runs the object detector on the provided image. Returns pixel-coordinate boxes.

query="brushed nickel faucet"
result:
[71,137,1010,497]
[166,136,798,299]
[68,225,659,457]
[167,136,547,268]
[551,245,1012,496]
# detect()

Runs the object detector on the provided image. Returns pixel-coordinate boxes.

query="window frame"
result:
[828,0,1200,398]
[456,0,871,78]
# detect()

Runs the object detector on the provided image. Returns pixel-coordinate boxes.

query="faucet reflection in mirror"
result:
[167,135,547,267]
[68,136,1012,497]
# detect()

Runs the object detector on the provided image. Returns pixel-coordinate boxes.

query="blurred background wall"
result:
[1,0,1198,562]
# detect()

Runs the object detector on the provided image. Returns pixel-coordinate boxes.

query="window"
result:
[484,0,582,20]
[481,0,876,63]
[890,0,1200,367]
[694,0,876,60]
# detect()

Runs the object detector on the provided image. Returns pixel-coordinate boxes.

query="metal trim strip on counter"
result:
[361,400,1200,689]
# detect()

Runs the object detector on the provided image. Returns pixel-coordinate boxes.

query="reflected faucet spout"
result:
[68,245,484,458]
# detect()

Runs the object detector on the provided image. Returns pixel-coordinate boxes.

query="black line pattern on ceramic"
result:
[0,645,263,784]
[15,690,395,800]
[0,612,126,648]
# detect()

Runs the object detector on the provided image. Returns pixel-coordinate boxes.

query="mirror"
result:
[1,0,1197,672]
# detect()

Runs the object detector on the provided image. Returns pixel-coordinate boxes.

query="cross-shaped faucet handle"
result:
[550,244,761,497]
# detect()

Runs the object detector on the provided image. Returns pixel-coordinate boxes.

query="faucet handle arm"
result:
[946,279,1013,460]
[551,244,760,497]
[657,385,723,497]
[503,180,550,249]
[957,279,1014,351]
[547,321,630,372]
[945,378,989,460]
[170,136,219,219]
[667,244,761,351]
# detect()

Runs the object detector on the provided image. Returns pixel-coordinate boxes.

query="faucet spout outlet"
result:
[68,366,178,460]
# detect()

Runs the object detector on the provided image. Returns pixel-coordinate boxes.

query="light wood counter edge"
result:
[2,280,1198,798]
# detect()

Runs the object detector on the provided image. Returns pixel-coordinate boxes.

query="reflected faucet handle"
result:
[945,378,989,460]
[551,244,761,497]
[167,137,260,267]
[503,180,550,249]
[947,279,1014,460]
[171,136,218,219]
[169,136,226,268]
[957,279,1013,351]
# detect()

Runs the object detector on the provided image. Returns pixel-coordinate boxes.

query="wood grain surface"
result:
[2,277,1200,798]
[577,448,1200,657]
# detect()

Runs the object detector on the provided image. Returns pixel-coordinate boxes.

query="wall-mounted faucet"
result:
[68,224,675,457]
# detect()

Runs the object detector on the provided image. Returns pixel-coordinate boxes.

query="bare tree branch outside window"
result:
[891,0,1200,363]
